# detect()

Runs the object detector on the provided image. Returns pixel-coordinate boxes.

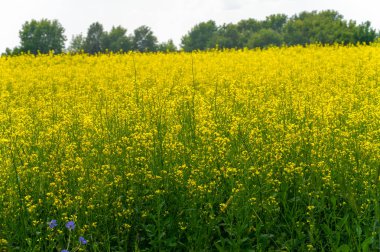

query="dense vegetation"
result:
[1,45,380,251]
[182,10,377,51]
[3,10,378,55]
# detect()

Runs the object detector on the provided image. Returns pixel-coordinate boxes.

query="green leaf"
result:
[355,225,362,236]
[337,244,350,252]
[337,214,349,230]
[361,237,374,252]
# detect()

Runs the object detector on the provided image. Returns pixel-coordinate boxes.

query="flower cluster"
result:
[48,220,87,252]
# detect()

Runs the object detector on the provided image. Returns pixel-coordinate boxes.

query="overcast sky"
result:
[1,0,380,52]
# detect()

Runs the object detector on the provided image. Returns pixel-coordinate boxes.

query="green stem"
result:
[67,230,71,251]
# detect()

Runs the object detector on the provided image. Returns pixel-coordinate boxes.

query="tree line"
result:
[182,10,377,51]
[3,10,378,55]
[6,20,177,55]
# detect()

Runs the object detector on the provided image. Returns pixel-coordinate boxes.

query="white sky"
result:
[1,0,380,52]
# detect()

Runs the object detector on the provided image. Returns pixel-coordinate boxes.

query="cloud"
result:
[221,0,245,10]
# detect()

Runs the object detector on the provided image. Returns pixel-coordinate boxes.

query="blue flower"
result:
[79,236,87,245]
[48,219,57,229]
[61,250,69,252]
[65,221,75,230]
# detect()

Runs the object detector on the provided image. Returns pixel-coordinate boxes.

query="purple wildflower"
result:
[79,236,87,245]
[61,250,69,252]
[48,219,57,229]
[65,221,75,230]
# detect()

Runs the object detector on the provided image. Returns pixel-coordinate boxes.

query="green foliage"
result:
[19,19,66,54]
[132,25,158,52]
[283,10,378,45]
[103,26,132,52]
[247,29,284,48]
[67,34,85,53]
[237,18,263,33]
[3,9,378,55]
[181,20,218,51]
[2,47,22,56]
[157,39,177,52]
[262,14,288,33]
[284,10,348,45]
[180,10,378,51]
[214,23,240,49]
[84,22,105,54]
[355,21,377,44]
[77,23,157,54]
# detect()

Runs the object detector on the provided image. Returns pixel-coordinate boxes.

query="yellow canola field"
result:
[1,45,380,250]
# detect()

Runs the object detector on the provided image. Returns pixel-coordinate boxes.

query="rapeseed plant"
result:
[0,44,380,250]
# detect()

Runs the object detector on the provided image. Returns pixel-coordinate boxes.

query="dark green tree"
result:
[355,21,377,44]
[132,26,158,52]
[247,29,284,48]
[181,20,218,51]
[283,18,306,45]
[236,18,262,33]
[282,10,377,45]
[4,48,13,56]
[214,23,240,49]
[157,39,177,52]
[19,19,66,54]
[84,22,105,54]
[103,26,132,52]
[68,34,85,53]
[236,18,263,47]
[3,47,21,56]
[262,14,288,32]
